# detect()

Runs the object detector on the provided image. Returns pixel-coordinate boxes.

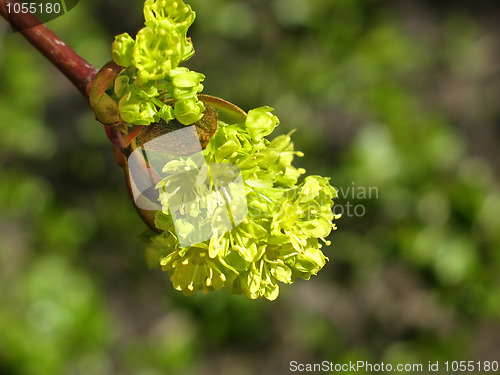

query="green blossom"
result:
[101,0,204,127]
[118,90,157,125]
[174,97,205,125]
[155,102,176,123]
[99,0,205,128]
[142,0,195,69]
[111,33,135,67]
[147,107,340,300]
[164,68,205,100]
[133,23,183,82]
[103,0,340,300]
[245,106,280,142]
[143,0,195,32]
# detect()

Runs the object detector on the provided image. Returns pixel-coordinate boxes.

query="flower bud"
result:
[166,68,205,100]
[174,97,205,125]
[111,33,135,67]
[245,106,280,141]
[289,246,328,280]
[118,91,157,125]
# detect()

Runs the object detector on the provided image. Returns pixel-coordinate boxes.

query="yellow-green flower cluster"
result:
[147,107,340,300]
[110,0,204,126]
[111,0,341,300]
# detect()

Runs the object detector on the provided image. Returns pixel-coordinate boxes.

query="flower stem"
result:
[0,0,98,97]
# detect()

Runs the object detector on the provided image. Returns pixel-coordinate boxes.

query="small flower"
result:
[164,68,205,100]
[245,106,280,142]
[155,102,176,123]
[111,33,135,67]
[159,242,228,294]
[133,23,183,82]
[174,97,206,125]
[143,0,195,66]
[118,90,157,125]
[143,0,196,33]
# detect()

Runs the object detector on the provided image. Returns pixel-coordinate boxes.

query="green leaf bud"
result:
[114,74,131,98]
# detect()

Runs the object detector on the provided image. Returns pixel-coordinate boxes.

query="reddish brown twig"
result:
[0,1,126,149]
[0,0,98,97]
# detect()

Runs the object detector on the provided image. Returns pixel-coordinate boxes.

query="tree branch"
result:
[0,0,98,97]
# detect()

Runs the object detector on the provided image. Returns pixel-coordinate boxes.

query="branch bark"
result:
[0,1,126,149]
[0,0,98,97]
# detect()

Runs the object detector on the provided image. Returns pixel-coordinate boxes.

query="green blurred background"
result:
[1,0,500,374]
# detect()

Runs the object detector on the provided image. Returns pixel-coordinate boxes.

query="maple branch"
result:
[0,0,98,97]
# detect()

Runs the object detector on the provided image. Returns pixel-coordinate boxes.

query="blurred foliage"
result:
[1,0,500,374]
